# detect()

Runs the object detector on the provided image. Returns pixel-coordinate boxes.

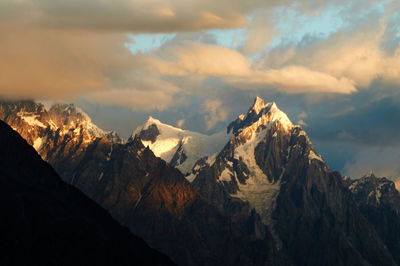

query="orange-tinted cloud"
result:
[82,76,180,111]
[144,42,251,76]
[0,27,133,100]
[1,0,247,33]
[259,19,400,89]
[227,66,357,94]
[142,43,357,94]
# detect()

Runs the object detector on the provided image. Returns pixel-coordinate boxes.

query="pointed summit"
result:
[250,96,266,114]
[227,97,292,135]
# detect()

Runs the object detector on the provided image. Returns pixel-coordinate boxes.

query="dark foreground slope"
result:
[0,120,174,266]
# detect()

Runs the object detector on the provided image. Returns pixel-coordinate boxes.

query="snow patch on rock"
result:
[309,150,324,162]
[18,112,47,128]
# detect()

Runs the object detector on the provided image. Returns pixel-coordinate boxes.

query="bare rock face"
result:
[347,173,400,264]
[139,124,160,143]
[192,97,396,265]
[60,135,281,266]
[0,120,174,266]
[0,100,121,179]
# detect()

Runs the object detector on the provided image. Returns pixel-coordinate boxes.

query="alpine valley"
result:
[2,97,400,266]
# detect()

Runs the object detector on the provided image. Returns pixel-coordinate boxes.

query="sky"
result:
[1,0,400,180]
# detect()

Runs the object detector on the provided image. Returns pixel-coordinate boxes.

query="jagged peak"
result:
[227,97,293,135]
[365,170,375,177]
[250,96,266,114]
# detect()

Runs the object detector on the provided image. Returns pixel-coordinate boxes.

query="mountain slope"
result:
[346,173,400,264]
[0,120,174,266]
[192,97,395,265]
[59,134,282,266]
[0,100,122,178]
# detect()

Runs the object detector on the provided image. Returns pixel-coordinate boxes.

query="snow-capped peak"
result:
[140,116,184,134]
[132,116,229,174]
[47,103,108,139]
[227,97,293,136]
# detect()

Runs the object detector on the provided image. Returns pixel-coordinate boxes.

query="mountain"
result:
[2,98,399,265]
[131,116,229,175]
[191,97,396,265]
[346,173,400,264]
[0,100,281,265]
[51,134,281,266]
[0,100,122,178]
[0,120,174,265]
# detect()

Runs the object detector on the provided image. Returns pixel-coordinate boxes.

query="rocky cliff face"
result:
[192,97,396,265]
[347,173,400,264]
[0,120,174,266]
[0,100,121,179]
[59,135,281,266]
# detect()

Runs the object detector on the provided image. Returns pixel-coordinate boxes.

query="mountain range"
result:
[2,97,400,265]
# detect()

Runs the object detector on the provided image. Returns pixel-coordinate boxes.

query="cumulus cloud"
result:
[259,15,400,89]
[142,42,357,94]
[80,70,181,111]
[145,42,252,76]
[241,11,277,54]
[201,99,229,130]
[227,66,357,94]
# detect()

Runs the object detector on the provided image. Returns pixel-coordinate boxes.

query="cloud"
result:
[298,119,307,126]
[3,0,366,34]
[298,111,307,119]
[241,11,277,54]
[343,145,400,179]
[0,0,397,111]
[82,75,180,111]
[227,66,357,94]
[0,27,133,100]
[306,89,400,146]
[0,25,181,110]
[259,13,400,89]
[143,42,357,94]
[201,99,229,130]
[145,42,252,76]
[1,0,247,33]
